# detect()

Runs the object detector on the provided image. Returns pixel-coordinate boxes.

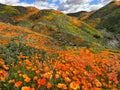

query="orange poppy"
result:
[57,83,67,89]
[91,88,102,90]
[70,81,80,90]
[62,84,67,89]
[8,79,15,83]
[21,86,35,90]
[65,77,71,83]
[24,77,31,83]
[38,78,46,85]
[21,86,29,90]
[33,76,38,81]
[55,74,60,79]
[46,82,52,89]
[15,81,22,88]
[57,83,63,88]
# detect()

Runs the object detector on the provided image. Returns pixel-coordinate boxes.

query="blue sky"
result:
[19,0,100,5]
[90,0,99,5]
[0,0,113,13]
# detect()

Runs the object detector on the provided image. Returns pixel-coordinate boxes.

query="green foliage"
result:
[97,11,120,34]
[67,11,89,19]
[0,14,14,24]
[0,6,20,24]
[0,6,20,16]
[29,10,55,20]
[80,22,103,38]
[90,44,106,53]
[0,41,39,64]
[87,1,120,20]
[41,15,100,42]
[14,6,27,15]
[85,65,93,71]
[29,11,104,49]
[16,20,31,28]
[86,1,120,35]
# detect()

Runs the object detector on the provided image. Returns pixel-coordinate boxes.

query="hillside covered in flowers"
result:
[0,1,120,90]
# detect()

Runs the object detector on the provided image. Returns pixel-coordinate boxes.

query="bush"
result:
[15,20,31,28]
[0,41,39,64]
[0,6,20,16]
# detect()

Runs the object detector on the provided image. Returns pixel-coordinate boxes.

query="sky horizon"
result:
[0,0,114,13]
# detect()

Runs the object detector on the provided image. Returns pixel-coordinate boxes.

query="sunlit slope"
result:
[0,22,60,51]
[28,10,103,47]
[0,3,103,48]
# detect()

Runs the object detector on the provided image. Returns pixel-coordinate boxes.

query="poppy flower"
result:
[70,81,80,90]
[15,81,22,88]
[38,78,46,85]
[46,82,52,89]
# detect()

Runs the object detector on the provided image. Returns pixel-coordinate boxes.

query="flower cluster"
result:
[0,59,9,82]
[1,49,120,90]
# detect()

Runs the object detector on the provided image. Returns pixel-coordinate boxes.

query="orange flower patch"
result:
[15,81,22,88]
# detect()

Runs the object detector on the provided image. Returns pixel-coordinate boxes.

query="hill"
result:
[67,11,95,20]
[86,1,120,49]
[86,1,120,34]
[68,1,120,35]
[67,1,120,49]
[0,3,103,49]
[0,3,120,90]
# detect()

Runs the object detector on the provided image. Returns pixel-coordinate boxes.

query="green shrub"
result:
[16,20,31,28]
[0,6,20,16]
[0,41,39,64]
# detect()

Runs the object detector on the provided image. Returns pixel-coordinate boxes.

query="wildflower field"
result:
[0,1,120,90]
[0,48,120,90]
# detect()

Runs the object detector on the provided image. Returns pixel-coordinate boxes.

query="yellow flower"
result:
[55,74,60,79]
[26,66,31,70]
[62,84,67,89]
[9,79,15,83]
[65,77,71,83]
[70,81,80,90]
[19,74,23,77]
[33,76,38,81]
[24,77,31,83]
[21,86,29,90]
[24,60,31,65]
[0,59,4,65]
[0,77,5,82]
[23,74,28,78]
[21,86,35,90]
[35,70,40,74]
[2,65,9,70]
[95,80,102,87]
[57,83,63,88]
[57,83,67,89]
[44,72,52,79]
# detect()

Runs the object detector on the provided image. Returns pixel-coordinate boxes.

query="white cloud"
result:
[0,0,114,13]
[0,0,19,4]
[58,0,114,13]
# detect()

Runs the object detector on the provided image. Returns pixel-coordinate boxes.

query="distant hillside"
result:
[83,1,120,49]
[0,3,103,49]
[68,1,120,35]
[86,1,120,34]
[67,11,90,19]
[67,1,120,49]
[67,11,96,21]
